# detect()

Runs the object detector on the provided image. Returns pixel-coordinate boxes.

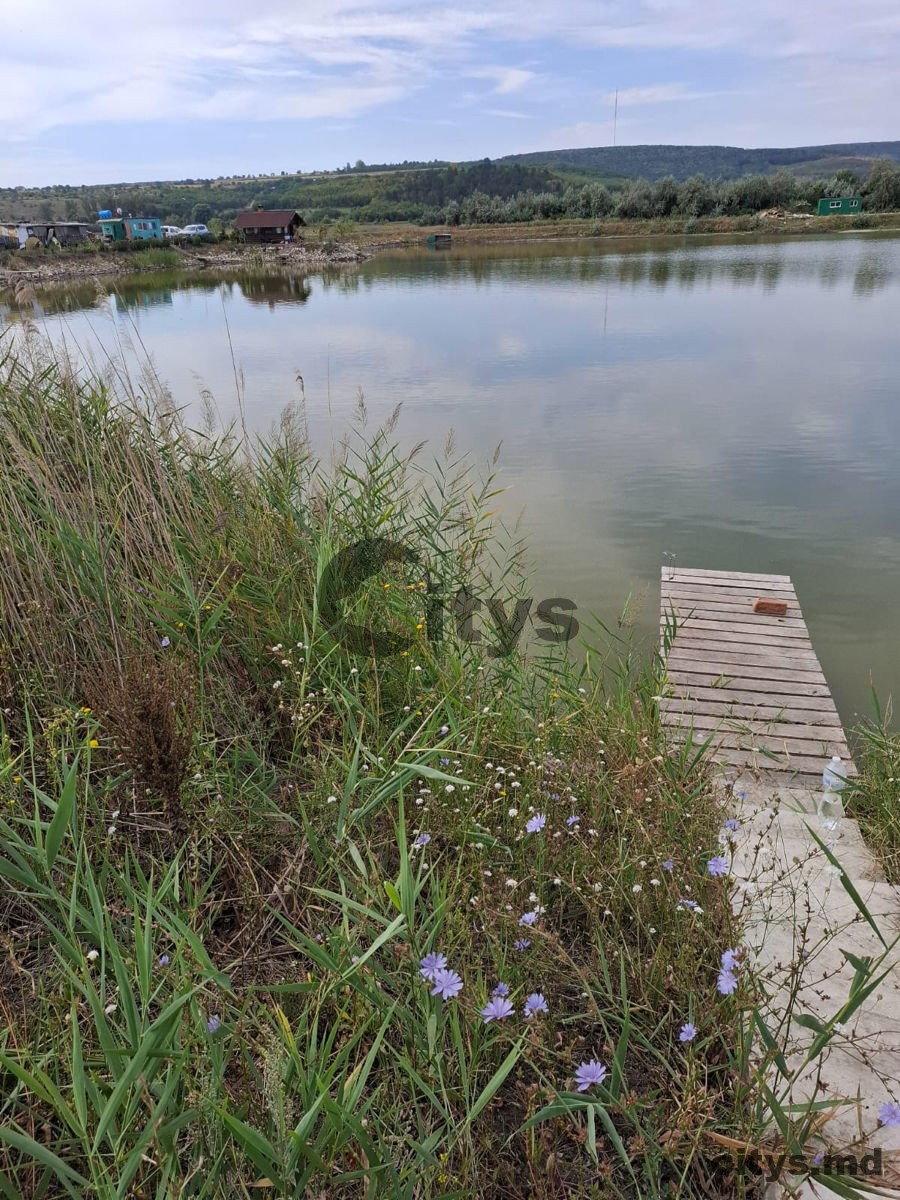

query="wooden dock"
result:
[659,567,853,787]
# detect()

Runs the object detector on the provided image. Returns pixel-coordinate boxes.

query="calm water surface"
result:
[4,231,900,726]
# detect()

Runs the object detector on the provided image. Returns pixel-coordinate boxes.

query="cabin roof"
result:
[234,209,304,229]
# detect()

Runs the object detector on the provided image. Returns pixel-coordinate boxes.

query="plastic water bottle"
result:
[818,755,846,832]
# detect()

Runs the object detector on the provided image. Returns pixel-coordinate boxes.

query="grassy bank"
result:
[0,343,890,1197]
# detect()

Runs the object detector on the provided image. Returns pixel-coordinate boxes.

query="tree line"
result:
[0,161,558,227]
[2,159,899,230]
[429,161,900,226]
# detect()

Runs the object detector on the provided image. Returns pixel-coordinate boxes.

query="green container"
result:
[817,196,863,215]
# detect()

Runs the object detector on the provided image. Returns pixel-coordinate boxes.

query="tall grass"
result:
[851,696,900,883]
[126,246,182,268]
[0,339,891,1197]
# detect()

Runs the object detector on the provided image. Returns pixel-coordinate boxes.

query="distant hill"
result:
[496,142,900,182]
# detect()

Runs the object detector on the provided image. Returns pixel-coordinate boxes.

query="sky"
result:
[2,0,898,187]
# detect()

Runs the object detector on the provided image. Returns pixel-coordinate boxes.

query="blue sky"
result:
[2,0,898,186]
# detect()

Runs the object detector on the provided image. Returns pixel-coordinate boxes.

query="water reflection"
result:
[114,288,174,313]
[239,274,312,307]
[356,232,899,295]
[0,267,323,321]
[2,232,897,324]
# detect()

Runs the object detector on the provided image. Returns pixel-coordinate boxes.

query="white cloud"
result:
[1,0,898,183]
[469,66,536,94]
[606,84,713,107]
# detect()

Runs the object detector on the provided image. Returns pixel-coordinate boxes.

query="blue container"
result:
[98,209,112,219]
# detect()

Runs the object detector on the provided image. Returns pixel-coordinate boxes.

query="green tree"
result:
[862,159,900,211]
[823,169,860,197]
[677,175,717,217]
[615,179,653,219]
[650,175,679,217]
[191,202,213,224]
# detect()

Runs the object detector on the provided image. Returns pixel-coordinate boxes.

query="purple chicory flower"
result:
[677,898,701,912]
[717,968,738,996]
[160,636,170,649]
[439,725,449,735]
[518,910,539,927]
[723,818,741,832]
[879,1101,900,1127]
[491,982,510,997]
[525,813,546,834]
[419,952,448,981]
[574,1059,608,1092]
[157,954,170,967]
[206,1014,220,1033]
[662,859,674,872]
[721,947,741,972]
[523,992,549,1019]
[513,938,531,951]
[707,855,730,877]
[414,832,431,848]
[566,814,580,827]
[480,995,515,1023]
[430,968,464,1001]
[679,1022,697,1043]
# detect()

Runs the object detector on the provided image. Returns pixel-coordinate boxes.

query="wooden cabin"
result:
[234,209,305,244]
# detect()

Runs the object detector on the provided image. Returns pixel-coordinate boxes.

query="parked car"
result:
[161,225,182,238]
[178,224,211,239]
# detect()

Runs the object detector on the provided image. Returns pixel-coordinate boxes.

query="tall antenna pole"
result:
[613,89,618,146]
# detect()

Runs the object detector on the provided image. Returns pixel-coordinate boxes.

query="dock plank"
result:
[667,650,825,677]
[661,582,798,600]
[661,615,810,638]
[664,568,792,586]
[662,713,851,754]
[666,674,834,699]
[659,698,843,726]
[660,568,852,786]
[667,634,822,658]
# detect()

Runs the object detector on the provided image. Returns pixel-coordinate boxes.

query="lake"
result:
[3,230,899,727]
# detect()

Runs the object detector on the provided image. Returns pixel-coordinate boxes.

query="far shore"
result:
[2,210,899,290]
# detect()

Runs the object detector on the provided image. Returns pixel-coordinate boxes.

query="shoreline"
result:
[2,212,899,289]
[0,239,369,290]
